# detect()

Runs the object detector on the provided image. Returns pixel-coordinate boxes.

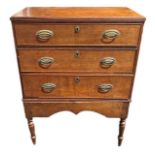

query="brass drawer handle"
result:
[41,83,56,93]
[74,25,80,33]
[98,84,113,93]
[100,57,116,68]
[38,57,54,68]
[102,29,120,40]
[36,30,54,41]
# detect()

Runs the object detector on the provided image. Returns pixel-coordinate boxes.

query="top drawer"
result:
[14,24,141,47]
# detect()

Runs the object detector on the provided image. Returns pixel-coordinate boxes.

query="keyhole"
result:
[74,25,80,33]
[75,50,80,58]
[75,76,80,84]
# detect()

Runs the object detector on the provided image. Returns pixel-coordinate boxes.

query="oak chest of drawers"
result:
[11,7,145,146]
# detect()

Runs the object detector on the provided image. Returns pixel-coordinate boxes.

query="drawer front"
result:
[19,48,135,73]
[22,74,133,99]
[14,24,140,46]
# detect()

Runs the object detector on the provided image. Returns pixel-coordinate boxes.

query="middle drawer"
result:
[18,48,136,73]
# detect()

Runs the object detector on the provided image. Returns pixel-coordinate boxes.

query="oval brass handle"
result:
[98,84,113,93]
[41,83,56,93]
[36,30,54,41]
[74,25,80,33]
[38,57,54,68]
[102,29,120,39]
[100,57,116,68]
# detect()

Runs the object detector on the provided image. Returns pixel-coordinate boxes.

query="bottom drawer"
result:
[22,74,133,99]
[24,99,129,118]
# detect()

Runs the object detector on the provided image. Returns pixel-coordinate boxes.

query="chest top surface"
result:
[11,7,145,23]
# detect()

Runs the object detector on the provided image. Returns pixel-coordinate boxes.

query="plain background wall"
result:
[0,0,154,154]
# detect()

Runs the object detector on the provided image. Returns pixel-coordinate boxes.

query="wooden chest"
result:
[11,7,145,146]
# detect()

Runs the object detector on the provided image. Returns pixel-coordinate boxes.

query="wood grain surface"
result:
[18,48,136,73]
[14,24,141,46]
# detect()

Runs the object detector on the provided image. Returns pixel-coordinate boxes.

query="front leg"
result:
[118,118,126,146]
[27,118,36,144]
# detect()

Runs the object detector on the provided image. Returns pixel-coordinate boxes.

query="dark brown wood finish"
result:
[11,7,145,146]
[27,118,36,144]
[118,118,126,146]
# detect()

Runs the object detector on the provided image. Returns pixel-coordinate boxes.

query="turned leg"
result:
[118,118,126,146]
[27,118,36,144]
